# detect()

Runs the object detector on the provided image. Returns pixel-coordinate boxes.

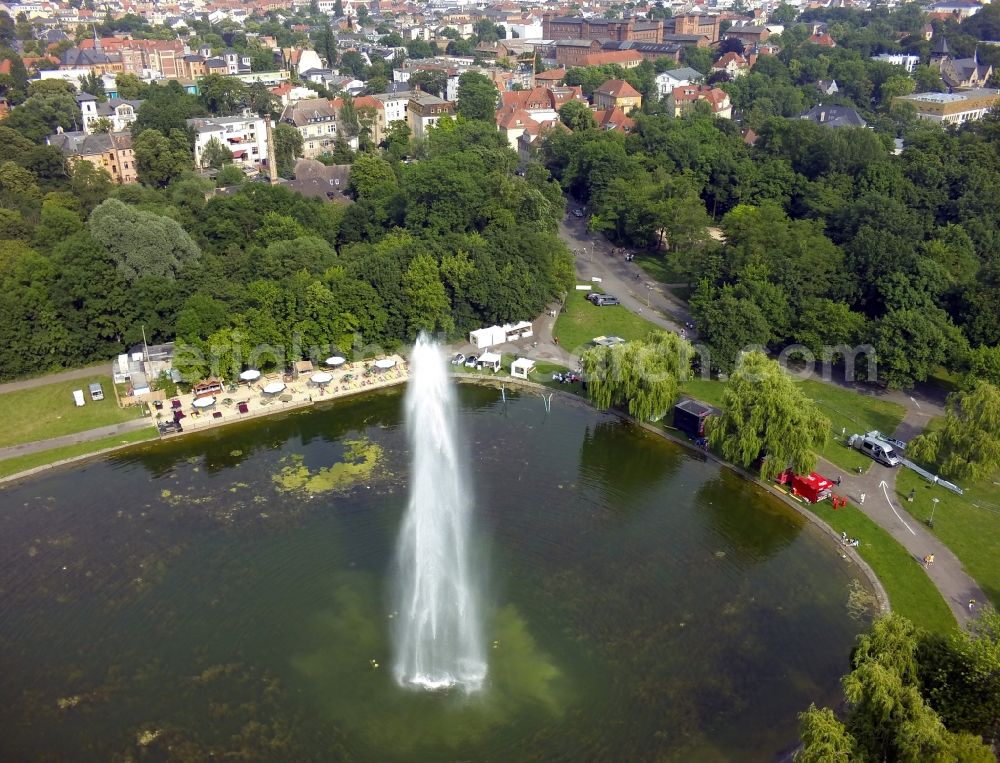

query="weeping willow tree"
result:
[908,381,1000,481]
[706,351,829,479]
[580,331,693,422]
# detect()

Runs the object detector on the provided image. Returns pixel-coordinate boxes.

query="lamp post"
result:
[928,497,939,528]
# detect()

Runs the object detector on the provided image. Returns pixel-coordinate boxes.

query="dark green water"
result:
[0,386,872,762]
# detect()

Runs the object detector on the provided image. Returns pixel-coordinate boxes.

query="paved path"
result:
[0,363,108,395]
[0,419,154,461]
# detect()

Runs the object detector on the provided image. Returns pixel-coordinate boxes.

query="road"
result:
[0,418,155,461]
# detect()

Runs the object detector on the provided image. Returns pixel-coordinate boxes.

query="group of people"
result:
[610,248,635,261]
[841,532,861,548]
[551,371,583,384]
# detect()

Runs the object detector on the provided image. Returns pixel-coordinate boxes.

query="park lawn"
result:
[895,468,1000,610]
[0,428,156,479]
[801,500,956,634]
[679,377,725,408]
[797,380,906,474]
[553,291,662,354]
[634,253,684,285]
[0,377,144,449]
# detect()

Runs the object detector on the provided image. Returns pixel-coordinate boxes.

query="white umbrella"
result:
[374,358,397,370]
[310,372,333,384]
[239,369,261,382]
[192,396,216,409]
[325,356,346,367]
[262,382,286,395]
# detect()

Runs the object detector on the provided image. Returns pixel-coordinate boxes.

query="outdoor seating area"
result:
[150,355,409,436]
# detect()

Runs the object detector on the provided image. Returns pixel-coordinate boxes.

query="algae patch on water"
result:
[273,439,383,494]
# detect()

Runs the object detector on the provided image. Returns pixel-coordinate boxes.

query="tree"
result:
[273,122,303,179]
[131,81,203,135]
[795,705,856,762]
[680,45,713,75]
[456,71,499,122]
[90,116,114,134]
[3,89,81,142]
[200,136,233,169]
[558,99,597,131]
[133,128,192,187]
[581,331,694,421]
[706,351,830,479]
[770,3,798,24]
[216,163,245,188]
[69,160,113,214]
[115,72,147,100]
[198,73,248,115]
[872,308,966,389]
[403,253,453,336]
[88,198,201,284]
[78,72,106,100]
[908,382,1000,481]
[0,160,41,217]
[409,70,447,98]
[691,285,772,373]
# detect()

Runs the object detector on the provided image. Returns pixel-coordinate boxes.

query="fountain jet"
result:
[392,334,487,691]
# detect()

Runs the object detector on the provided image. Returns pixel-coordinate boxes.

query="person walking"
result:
[859,492,866,505]
[923,554,935,568]
[969,598,976,612]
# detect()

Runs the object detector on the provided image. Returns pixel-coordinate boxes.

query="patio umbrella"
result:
[310,372,334,384]
[192,396,216,409]
[324,356,346,367]
[239,369,261,382]
[374,358,397,370]
[262,382,286,395]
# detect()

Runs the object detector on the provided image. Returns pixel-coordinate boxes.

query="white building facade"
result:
[188,115,269,170]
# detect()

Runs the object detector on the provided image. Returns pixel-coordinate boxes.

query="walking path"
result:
[0,419,155,460]
[554,207,984,627]
[0,362,108,394]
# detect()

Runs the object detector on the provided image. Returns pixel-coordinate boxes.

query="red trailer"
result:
[776,470,834,504]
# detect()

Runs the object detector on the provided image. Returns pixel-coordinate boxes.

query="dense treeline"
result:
[543,69,1000,387]
[0,117,570,381]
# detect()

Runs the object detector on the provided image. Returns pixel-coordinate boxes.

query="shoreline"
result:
[0,370,891,616]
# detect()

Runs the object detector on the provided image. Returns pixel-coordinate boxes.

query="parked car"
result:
[586,292,606,304]
[464,355,479,368]
[848,433,901,467]
[594,295,620,306]
[451,353,465,365]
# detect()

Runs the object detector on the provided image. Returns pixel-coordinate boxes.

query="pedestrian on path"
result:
[923,554,935,568]
[860,492,866,505]
[969,599,976,612]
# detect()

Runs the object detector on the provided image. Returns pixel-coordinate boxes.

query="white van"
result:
[72,389,85,407]
[850,434,901,467]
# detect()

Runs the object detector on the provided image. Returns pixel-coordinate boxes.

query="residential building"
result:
[535,68,567,87]
[593,79,642,112]
[181,54,207,79]
[280,98,339,159]
[372,90,413,144]
[926,0,983,20]
[726,22,770,47]
[407,91,455,139]
[668,85,732,118]
[712,51,751,79]
[655,67,704,97]
[188,115,269,171]
[76,93,142,134]
[47,130,137,184]
[494,85,585,149]
[593,106,636,133]
[808,32,836,47]
[59,46,124,75]
[800,104,867,128]
[871,53,920,73]
[893,88,1000,124]
[935,45,993,89]
[578,50,644,68]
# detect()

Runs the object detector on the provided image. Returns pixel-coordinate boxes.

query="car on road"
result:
[464,355,479,368]
[572,208,584,218]
[451,353,465,365]
[594,295,620,306]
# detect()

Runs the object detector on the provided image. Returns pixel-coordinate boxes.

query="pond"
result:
[0,385,872,761]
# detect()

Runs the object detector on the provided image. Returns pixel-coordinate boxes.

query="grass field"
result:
[0,428,156,479]
[798,380,907,473]
[896,467,1000,610]
[634,253,685,285]
[801,499,956,634]
[553,291,662,354]
[0,377,143,449]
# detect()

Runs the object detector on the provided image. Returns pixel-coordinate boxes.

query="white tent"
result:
[477,351,502,373]
[511,357,535,380]
[469,325,507,349]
